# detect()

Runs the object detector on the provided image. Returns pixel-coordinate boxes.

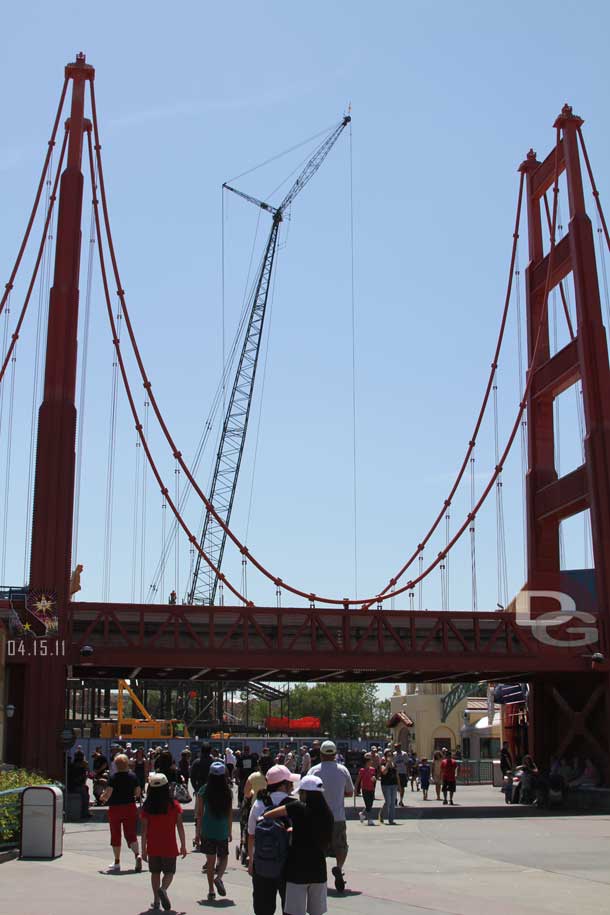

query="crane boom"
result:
[188,116,350,606]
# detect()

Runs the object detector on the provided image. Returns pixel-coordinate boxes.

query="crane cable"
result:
[349,117,358,597]
[148,196,264,600]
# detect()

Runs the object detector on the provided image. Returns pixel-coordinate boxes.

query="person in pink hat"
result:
[247,764,299,915]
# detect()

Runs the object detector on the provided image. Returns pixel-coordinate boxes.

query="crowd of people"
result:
[65,738,467,912]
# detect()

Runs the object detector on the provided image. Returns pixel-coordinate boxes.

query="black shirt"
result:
[92,753,108,775]
[284,801,328,884]
[380,764,398,786]
[237,753,259,778]
[107,771,139,806]
[190,754,212,790]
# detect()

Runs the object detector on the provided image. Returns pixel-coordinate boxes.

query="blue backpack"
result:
[253,807,291,880]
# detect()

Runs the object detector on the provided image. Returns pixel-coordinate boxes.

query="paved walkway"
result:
[4,787,609,915]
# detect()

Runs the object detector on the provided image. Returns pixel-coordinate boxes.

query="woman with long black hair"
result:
[264,773,334,915]
[141,772,187,911]
[195,760,233,901]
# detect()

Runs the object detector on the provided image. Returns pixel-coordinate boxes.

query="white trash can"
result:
[20,785,63,859]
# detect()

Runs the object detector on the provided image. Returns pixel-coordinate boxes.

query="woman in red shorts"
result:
[100,752,142,873]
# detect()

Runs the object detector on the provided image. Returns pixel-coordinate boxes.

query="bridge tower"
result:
[521,106,610,773]
[22,54,94,775]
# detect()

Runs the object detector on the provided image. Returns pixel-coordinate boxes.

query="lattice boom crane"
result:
[188,115,351,605]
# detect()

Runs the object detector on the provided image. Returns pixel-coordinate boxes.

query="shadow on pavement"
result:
[197,899,236,907]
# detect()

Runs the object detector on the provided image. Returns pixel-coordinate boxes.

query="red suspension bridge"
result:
[1,54,610,778]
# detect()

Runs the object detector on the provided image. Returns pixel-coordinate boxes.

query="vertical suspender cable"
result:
[130,438,141,602]
[551,288,565,567]
[349,118,358,597]
[241,556,248,605]
[161,497,167,603]
[515,248,528,582]
[445,509,451,608]
[24,151,54,580]
[1,345,17,582]
[0,299,12,582]
[558,199,592,566]
[470,449,478,610]
[102,307,121,601]
[139,398,150,602]
[72,169,97,567]
[173,458,180,600]
[418,552,423,610]
[493,381,508,607]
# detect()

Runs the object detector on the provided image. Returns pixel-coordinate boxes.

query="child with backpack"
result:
[140,772,187,912]
[263,773,334,915]
[195,760,233,901]
[247,764,300,915]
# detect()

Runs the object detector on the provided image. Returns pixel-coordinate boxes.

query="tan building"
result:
[389,684,501,760]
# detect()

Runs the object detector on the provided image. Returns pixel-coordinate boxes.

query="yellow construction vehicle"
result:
[99,679,190,740]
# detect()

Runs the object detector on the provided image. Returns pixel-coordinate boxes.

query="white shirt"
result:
[309,761,354,822]
[225,749,236,766]
[247,789,293,836]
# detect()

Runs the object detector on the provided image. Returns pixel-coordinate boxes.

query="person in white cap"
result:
[263,773,334,915]
[309,740,354,893]
[195,760,233,901]
[141,772,187,911]
[247,763,300,915]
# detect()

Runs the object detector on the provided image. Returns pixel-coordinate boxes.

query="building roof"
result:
[387,711,414,728]
[466,698,499,712]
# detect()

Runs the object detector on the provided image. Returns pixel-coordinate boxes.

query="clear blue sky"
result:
[1,0,609,613]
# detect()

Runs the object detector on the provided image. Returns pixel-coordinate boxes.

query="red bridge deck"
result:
[5,601,599,682]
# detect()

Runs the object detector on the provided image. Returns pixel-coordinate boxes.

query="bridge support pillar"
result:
[529,673,610,776]
[21,55,94,777]
[521,106,610,778]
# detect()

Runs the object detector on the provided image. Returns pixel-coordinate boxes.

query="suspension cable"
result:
[86,127,248,605]
[90,78,528,605]
[89,84,559,607]
[0,127,68,388]
[577,127,610,254]
[0,78,68,322]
